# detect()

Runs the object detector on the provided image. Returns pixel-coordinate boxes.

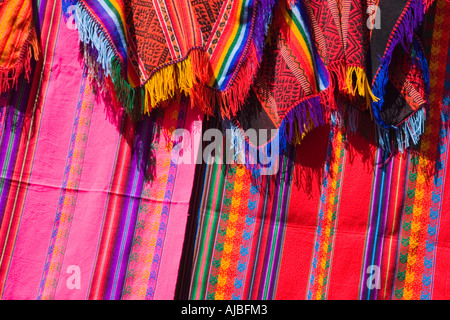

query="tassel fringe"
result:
[371,0,427,130]
[345,66,379,109]
[191,44,260,118]
[0,27,40,93]
[225,89,328,179]
[68,0,276,118]
[377,107,426,154]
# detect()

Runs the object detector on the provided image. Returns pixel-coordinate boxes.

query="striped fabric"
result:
[64,0,277,118]
[1,0,450,302]
[0,2,202,299]
[176,0,450,300]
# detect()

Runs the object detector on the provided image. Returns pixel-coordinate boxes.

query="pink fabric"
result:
[1,14,202,300]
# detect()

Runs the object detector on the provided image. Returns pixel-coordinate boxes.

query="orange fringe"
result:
[0,27,40,93]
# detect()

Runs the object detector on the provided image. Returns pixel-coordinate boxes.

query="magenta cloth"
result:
[0,5,202,299]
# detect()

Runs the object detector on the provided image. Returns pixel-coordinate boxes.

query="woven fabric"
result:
[0,2,202,299]
[0,0,39,93]
[231,0,330,154]
[303,0,377,111]
[63,0,276,118]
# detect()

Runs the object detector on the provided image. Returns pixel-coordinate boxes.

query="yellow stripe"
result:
[209,2,243,86]
[107,0,128,42]
[281,7,315,69]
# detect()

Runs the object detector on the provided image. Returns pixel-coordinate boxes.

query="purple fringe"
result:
[372,0,426,129]
[224,94,325,182]
[371,0,430,154]
[253,0,277,60]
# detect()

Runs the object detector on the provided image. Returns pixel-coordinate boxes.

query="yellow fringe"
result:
[142,55,196,115]
[29,27,40,61]
[345,66,379,112]
[291,117,314,145]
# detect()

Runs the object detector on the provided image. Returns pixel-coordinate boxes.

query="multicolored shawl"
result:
[177,0,450,297]
[0,0,40,93]
[0,1,202,299]
[302,0,378,112]
[301,0,435,153]
[227,0,330,169]
[62,0,276,118]
[369,0,435,153]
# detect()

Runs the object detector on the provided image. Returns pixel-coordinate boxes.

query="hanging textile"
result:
[0,2,202,300]
[0,0,39,93]
[62,0,276,118]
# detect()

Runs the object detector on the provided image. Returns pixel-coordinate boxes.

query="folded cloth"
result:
[369,0,435,153]
[0,0,39,93]
[302,0,378,112]
[63,0,276,118]
[228,0,330,168]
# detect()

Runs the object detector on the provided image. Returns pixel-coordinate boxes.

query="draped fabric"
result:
[63,0,277,118]
[179,0,450,297]
[231,0,330,155]
[0,2,202,299]
[0,0,39,93]
[0,0,450,301]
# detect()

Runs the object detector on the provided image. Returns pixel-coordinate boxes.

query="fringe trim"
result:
[345,66,379,109]
[376,107,426,154]
[253,0,276,60]
[69,0,275,118]
[225,88,329,181]
[412,35,430,97]
[371,0,427,130]
[73,3,116,79]
[0,27,40,93]
[192,0,276,118]
[110,56,136,115]
[142,49,208,114]
[326,62,379,112]
[424,0,435,12]
[444,97,450,107]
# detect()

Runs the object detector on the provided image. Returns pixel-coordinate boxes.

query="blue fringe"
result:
[376,107,426,154]
[444,97,450,106]
[253,0,277,61]
[371,0,426,130]
[223,93,325,179]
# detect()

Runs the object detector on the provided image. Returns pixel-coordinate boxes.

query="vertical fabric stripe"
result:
[0,0,61,298]
[307,118,346,300]
[37,67,95,300]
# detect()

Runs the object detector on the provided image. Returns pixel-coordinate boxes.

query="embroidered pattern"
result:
[307,117,346,300]
[37,69,95,299]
